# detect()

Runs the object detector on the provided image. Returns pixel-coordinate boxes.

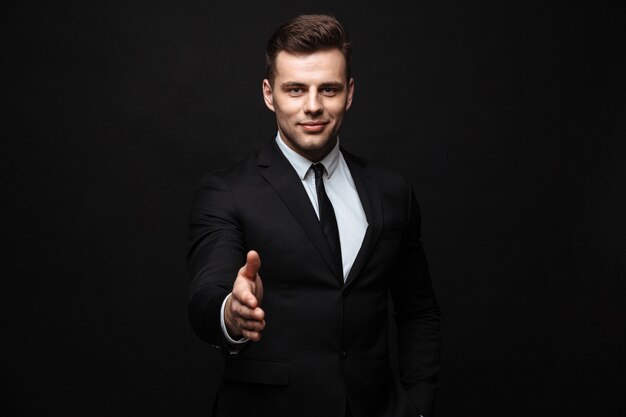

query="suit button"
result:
[340,350,348,359]
[343,289,349,297]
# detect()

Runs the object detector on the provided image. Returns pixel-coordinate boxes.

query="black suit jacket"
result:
[188,140,440,417]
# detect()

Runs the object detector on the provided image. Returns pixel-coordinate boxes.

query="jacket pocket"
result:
[223,358,290,386]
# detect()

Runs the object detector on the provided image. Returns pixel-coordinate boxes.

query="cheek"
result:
[275,102,300,120]
[327,103,347,118]
[326,95,348,112]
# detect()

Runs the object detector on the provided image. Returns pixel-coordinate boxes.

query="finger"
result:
[241,250,261,280]
[239,318,266,332]
[232,301,254,319]
[236,305,264,321]
[232,302,265,321]
[241,329,262,342]
[251,307,265,321]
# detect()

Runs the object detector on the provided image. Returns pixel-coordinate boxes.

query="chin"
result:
[302,133,334,147]
[303,137,329,148]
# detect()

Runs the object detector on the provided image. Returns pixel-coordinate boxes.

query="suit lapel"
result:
[257,141,344,283]
[343,150,383,288]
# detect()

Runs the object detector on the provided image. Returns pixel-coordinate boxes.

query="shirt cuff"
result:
[220,293,249,345]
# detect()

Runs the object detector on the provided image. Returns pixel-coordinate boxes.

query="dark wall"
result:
[3,1,624,416]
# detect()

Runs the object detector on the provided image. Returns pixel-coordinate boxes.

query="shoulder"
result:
[342,148,423,226]
[196,148,262,189]
[341,147,413,194]
[190,148,264,212]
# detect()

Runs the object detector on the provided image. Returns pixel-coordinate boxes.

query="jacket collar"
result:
[257,140,382,287]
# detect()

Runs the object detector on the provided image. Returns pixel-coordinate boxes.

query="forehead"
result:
[274,49,347,83]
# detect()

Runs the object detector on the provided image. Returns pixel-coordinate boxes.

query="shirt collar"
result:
[274,132,341,180]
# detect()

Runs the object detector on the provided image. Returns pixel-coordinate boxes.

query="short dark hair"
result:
[265,14,352,85]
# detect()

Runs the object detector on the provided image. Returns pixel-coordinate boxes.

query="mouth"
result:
[299,121,329,133]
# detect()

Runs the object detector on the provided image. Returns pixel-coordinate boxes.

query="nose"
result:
[303,89,323,115]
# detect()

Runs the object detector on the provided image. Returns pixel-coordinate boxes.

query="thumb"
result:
[241,250,261,279]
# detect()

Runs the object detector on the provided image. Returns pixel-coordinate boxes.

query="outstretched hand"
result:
[224,250,265,341]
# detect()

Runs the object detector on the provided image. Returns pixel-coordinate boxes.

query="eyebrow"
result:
[319,82,344,89]
[280,81,345,89]
[281,82,307,89]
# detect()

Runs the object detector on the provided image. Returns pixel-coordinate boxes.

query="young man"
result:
[188,14,440,417]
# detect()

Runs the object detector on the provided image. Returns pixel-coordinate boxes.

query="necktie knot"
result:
[312,163,325,180]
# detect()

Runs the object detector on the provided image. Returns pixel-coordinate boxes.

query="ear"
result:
[262,79,275,112]
[345,78,355,111]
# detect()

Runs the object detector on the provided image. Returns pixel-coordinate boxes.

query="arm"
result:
[389,181,441,417]
[187,174,265,351]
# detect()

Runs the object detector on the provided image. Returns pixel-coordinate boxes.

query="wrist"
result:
[221,293,248,344]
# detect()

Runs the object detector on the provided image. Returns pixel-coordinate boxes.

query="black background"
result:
[2,1,625,416]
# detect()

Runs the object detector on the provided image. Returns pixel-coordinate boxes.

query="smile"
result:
[300,121,328,132]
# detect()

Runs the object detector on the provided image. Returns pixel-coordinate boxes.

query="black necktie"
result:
[312,163,342,270]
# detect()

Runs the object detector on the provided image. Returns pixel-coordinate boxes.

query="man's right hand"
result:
[224,250,265,342]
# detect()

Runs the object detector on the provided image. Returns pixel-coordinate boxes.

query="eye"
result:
[287,88,305,96]
[320,87,338,96]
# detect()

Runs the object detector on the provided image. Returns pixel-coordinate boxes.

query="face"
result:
[262,49,354,162]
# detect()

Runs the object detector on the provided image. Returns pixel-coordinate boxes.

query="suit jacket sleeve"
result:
[389,178,441,417]
[187,173,246,352]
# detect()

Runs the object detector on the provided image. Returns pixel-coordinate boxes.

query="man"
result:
[188,14,440,417]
